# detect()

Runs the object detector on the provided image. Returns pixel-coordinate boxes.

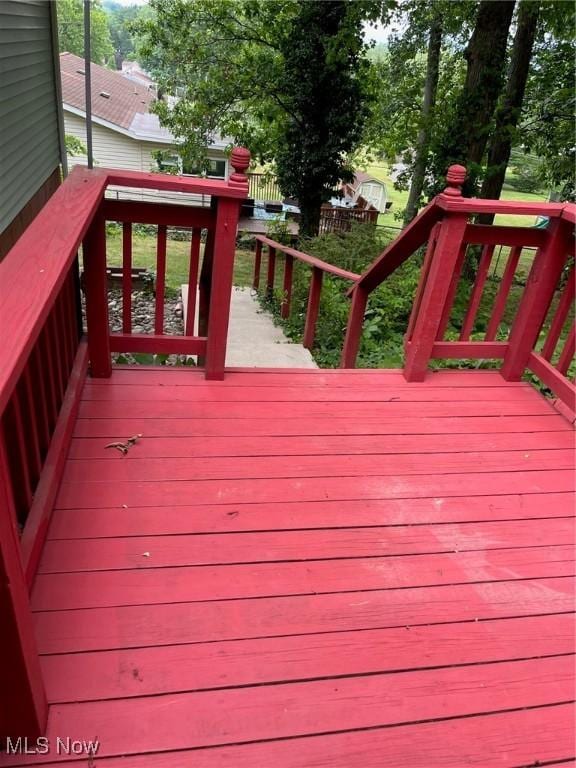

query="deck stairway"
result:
[0,153,574,767]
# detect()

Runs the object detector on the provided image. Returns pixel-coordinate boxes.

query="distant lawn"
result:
[104,229,254,293]
[364,161,549,228]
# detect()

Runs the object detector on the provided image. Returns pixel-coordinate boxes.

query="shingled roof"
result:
[60,52,155,131]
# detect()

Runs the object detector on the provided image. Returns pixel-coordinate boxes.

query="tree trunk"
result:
[404,14,443,225]
[436,0,515,199]
[298,198,322,239]
[478,0,540,224]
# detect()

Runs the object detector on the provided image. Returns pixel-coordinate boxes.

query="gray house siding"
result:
[0,0,62,237]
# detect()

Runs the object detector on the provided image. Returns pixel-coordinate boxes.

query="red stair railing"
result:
[341,165,575,415]
[0,149,250,737]
[253,235,359,350]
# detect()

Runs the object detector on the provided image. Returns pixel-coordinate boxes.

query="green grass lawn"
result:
[104,229,255,293]
[364,161,549,228]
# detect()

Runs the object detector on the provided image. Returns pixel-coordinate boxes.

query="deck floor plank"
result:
[6,368,574,767]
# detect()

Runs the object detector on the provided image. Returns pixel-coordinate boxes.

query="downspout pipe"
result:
[83,0,93,169]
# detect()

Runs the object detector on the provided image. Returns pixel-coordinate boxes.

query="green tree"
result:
[103,1,150,69]
[477,0,540,221]
[57,0,114,65]
[137,0,387,236]
[520,2,576,200]
[430,0,516,196]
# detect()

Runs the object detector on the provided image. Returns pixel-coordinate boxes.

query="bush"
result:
[259,223,421,368]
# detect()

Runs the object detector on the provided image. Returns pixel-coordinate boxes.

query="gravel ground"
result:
[106,285,190,366]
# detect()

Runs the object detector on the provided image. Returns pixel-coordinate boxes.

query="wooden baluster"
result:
[83,209,112,377]
[303,267,323,350]
[55,289,72,379]
[459,244,495,340]
[281,253,294,319]
[485,246,522,341]
[21,369,42,491]
[0,430,47,738]
[541,264,575,360]
[266,245,276,297]
[340,286,368,368]
[198,200,218,341]
[405,223,438,346]
[62,270,76,370]
[435,240,467,341]
[5,392,33,521]
[185,229,201,336]
[48,308,65,404]
[253,239,262,290]
[39,325,58,431]
[122,222,132,334]
[204,146,249,380]
[557,324,575,375]
[502,217,572,380]
[31,344,51,459]
[404,169,469,381]
[155,224,167,335]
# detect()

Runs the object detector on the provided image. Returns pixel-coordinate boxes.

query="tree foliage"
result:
[136,0,388,235]
[57,0,114,65]
[103,1,148,68]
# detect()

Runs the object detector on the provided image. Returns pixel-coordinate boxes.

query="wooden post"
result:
[198,200,217,341]
[0,431,47,738]
[83,209,111,377]
[281,253,294,319]
[253,239,262,290]
[340,286,368,368]
[404,165,469,382]
[204,147,250,380]
[501,217,573,380]
[266,246,276,297]
[303,267,323,350]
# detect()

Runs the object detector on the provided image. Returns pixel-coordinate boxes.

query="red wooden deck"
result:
[3,366,574,767]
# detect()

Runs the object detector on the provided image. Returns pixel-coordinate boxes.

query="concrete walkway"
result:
[181,285,317,368]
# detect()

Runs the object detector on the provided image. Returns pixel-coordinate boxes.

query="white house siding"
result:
[0,0,61,235]
[64,111,228,208]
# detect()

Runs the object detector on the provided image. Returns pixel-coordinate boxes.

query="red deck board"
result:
[0,657,572,764]
[61,448,574,484]
[15,704,574,768]
[34,576,574,654]
[47,492,575,539]
[78,397,555,419]
[68,429,575,459]
[31,545,574,611]
[55,468,575,509]
[82,383,541,402]
[39,518,575,573]
[40,613,575,702]
[73,413,570,437]
[6,367,574,767]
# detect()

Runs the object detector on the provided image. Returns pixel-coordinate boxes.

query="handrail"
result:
[0,148,252,737]
[253,234,359,351]
[339,164,575,415]
[255,235,360,282]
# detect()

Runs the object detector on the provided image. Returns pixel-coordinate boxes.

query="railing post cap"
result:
[443,165,467,197]
[229,147,251,189]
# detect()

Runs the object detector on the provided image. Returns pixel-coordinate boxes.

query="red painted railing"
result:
[0,150,250,736]
[253,235,359,350]
[342,165,576,415]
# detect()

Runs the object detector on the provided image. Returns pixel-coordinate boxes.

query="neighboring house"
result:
[0,1,66,258]
[350,171,388,213]
[60,52,229,190]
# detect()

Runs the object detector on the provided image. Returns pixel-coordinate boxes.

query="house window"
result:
[182,158,227,179]
[156,153,180,173]
[155,154,226,179]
